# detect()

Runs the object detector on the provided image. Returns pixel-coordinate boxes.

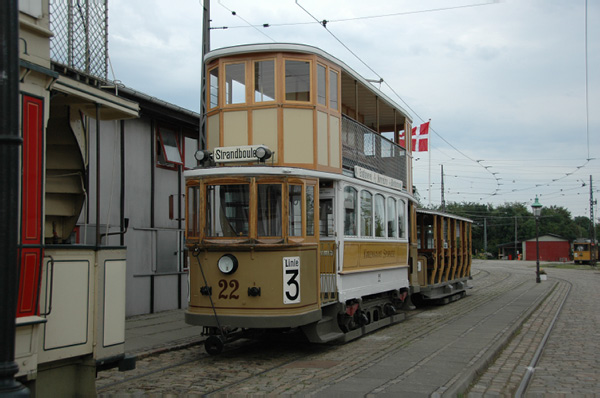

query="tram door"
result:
[319,188,337,303]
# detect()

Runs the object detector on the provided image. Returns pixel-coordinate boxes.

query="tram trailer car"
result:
[573,238,598,264]
[413,209,473,305]
[184,43,471,354]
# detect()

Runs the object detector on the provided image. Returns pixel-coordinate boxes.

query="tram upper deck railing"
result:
[341,115,407,184]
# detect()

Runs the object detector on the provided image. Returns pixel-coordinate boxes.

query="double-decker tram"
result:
[184,43,469,354]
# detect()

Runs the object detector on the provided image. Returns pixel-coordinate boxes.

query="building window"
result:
[329,69,338,110]
[209,67,219,108]
[285,60,310,102]
[225,62,246,104]
[254,60,275,102]
[157,126,183,167]
[317,64,326,106]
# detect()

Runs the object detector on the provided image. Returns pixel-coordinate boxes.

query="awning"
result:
[52,75,139,120]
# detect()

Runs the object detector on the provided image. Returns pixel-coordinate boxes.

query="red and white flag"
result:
[412,121,430,152]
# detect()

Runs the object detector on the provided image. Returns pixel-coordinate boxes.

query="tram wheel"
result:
[205,335,225,355]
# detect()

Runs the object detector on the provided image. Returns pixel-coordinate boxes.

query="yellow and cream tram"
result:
[184,43,469,354]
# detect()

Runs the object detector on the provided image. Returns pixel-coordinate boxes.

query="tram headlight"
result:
[217,254,238,275]
[255,146,272,162]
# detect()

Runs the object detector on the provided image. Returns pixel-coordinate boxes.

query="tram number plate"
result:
[283,257,301,304]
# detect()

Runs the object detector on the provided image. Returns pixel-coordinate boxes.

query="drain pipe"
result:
[0,0,30,396]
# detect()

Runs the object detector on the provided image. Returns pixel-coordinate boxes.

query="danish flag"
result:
[412,121,430,152]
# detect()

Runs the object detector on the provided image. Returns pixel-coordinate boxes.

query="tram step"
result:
[301,315,345,344]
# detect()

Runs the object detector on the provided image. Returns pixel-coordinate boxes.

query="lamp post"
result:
[531,196,542,283]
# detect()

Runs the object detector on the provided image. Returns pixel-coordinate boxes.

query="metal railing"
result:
[49,0,108,79]
[341,115,407,184]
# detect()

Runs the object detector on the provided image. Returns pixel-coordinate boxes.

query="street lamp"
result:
[531,196,542,283]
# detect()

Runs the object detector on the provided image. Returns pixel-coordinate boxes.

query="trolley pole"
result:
[0,0,30,396]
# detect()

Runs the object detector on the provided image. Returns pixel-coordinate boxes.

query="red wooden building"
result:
[523,234,571,262]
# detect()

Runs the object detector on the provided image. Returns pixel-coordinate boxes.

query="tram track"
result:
[97,263,528,397]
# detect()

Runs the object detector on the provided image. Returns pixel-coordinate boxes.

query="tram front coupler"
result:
[202,327,244,355]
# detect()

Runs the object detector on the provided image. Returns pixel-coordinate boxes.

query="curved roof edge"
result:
[205,43,412,123]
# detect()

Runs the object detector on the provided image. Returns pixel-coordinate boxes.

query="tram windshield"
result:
[206,184,250,237]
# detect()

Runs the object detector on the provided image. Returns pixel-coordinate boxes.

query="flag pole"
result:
[428,119,431,206]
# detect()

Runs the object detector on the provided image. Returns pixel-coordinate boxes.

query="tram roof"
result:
[205,43,413,125]
[416,208,473,224]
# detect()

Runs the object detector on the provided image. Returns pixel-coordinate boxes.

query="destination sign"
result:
[354,166,403,191]
[213,145,266,163]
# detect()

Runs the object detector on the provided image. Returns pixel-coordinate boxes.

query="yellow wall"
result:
[223,111,248,146]
[329,115,340,168]
[283,108,313,164]
[252,108,278,162]
[317,111,328,166]
[207,114,220,149]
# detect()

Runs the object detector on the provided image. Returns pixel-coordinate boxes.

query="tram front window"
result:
[206,184,249,237]
[257,184,282,237]
[289,185,303,236]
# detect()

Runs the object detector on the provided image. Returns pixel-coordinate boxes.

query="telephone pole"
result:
[440,165,446,212]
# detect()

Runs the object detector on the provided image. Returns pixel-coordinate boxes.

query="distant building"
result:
[522,234,571,262]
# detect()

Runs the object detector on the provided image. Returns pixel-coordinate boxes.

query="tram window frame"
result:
[206,183,250,238]
[156,125,184,169]
[317,63,327,106]
[387,197,397,238]
[360,190,373,237]
[343,186,358,236]
[398,199,406,239]
[208,66,219,109]
[284,59,311,102]
[329,69,339,110]
[225,62,247,105]
[306,184,316,237]
[257,183,283,237]
[254,59,276,103]
[288,184,303,237]
[375,194,386,237]
[186,184,200,239]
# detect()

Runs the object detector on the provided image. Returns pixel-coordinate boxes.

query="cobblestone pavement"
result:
[96,260,599,397]
[466,261,600,397]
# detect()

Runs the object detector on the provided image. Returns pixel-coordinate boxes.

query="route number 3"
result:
[283,257,301,304]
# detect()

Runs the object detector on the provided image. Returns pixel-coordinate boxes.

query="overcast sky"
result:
[107,0,599,220]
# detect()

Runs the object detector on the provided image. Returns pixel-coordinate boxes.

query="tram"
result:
[573,238,598,264]
[184,43,470,354]
[413,209,472,305]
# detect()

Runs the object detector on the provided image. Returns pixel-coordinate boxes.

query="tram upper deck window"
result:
[257,184,282,237]
[317,64,326,106]
[360,190,373,237]
[375,194,385,237]
[225,63,246,105]
[285,60,310,102]
[206,184,249,237]
[254,60,275,102]
[289,185,303,236]
[209,67,219,108]
[343,186,357,236]
[329,70,338,110]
